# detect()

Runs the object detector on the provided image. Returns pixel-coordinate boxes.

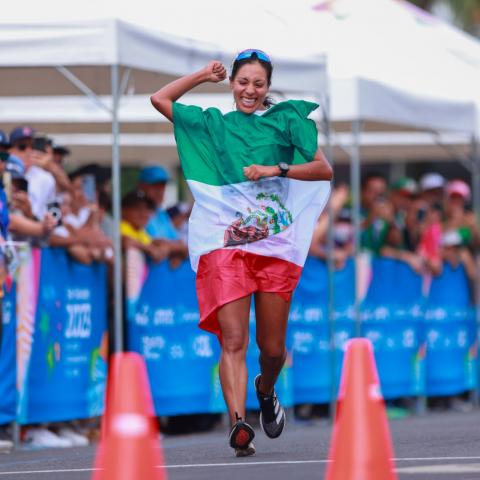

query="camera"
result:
[47,201,62,226]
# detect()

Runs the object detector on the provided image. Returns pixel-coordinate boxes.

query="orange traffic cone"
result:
[92,352,166,480]
[325,338,397,480]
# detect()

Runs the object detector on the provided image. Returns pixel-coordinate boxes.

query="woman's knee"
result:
[221,332,248,355]
[257,341,286,362]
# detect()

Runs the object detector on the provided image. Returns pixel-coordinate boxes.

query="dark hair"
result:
[230,52,275,109]
[361,172,387,190]
[121,190,155,210]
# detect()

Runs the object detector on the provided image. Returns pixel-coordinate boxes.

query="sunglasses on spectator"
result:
[16,143,31,151]
[234,49,272,64]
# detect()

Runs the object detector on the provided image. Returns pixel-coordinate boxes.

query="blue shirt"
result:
[0,188,9,240]
[146,208,179,240]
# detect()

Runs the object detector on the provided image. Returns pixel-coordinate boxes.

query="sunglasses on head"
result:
[234,49,271,64]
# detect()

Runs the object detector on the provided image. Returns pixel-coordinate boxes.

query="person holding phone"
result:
[137,166,189,266]
[8,127,56,222]
[151,51,332,456]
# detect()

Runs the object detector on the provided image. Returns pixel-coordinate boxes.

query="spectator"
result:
[440,229,476,282]
[166,202,191,245]
[5,153,56,239]
[54,173,113,263]
[137,165,188,264]
[380,222,425,274]
[51,143,70,167]
[419,172,445,207]
[417,203,443,275]
[121,190,167,262]
[0,130,9,153]
[360,173,391,254]
[48,192,99,265]
[444,179,480,249]
[390,177,419,251]
[8,126,56,221]
[98,190,114,242]
[309,184,353,269]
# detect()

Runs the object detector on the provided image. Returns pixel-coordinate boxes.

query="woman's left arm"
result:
[243,148,333,182]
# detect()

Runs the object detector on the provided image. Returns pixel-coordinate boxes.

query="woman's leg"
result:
[217,295,251,426]
[254,292,291,395]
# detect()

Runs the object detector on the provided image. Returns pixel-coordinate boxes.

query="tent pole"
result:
[111,64,124,352]
[471,135,480,406]
[322,91,338,422]
[351,120,362,338]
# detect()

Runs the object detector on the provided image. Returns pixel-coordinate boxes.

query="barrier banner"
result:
[0,283,17,424]
[17,248,108,424]
[425,263,477,395]
[289,257,355,404]
[126,251,225,415]
[361,258,426,399]
[245,304,294,409]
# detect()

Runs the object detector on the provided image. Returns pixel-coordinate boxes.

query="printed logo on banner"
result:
[135,305,150,326]
[19,248,108,424]
[154,309,175,325]
[65,299,92,339]
[193,335,214,358]
[292,331,314,354]
[142,335,166,360]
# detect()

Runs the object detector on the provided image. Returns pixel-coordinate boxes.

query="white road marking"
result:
[395,456,480,462]
[0,469,99,475]
[167,460,328,468]
[397,463,480,474]
[1,456,480,475]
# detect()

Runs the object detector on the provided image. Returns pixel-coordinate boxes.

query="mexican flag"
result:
[172,100,331,272]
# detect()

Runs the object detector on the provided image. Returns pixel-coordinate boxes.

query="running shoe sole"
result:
[229,420,255,449]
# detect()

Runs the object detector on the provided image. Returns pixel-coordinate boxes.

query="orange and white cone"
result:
[325,338,397,480]
[92,352,166,480]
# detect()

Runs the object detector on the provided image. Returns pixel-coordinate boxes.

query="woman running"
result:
[151,49,332,456]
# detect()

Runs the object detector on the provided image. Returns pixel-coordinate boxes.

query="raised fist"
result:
[202,61,227,83]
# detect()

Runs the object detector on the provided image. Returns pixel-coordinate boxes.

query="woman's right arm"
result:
[150,61,227,122]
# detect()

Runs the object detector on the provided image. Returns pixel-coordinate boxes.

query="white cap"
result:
[441,229,462,247]
[420,173,445,192]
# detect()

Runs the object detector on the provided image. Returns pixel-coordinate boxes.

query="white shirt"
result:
[63,207,91,229]
[25,165,56,220]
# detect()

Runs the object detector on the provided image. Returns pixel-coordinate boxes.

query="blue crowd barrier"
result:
[424,264,477,396]
[289,257,355,404]
[245,306,294,409]
[127,259,226,415]
[0,247,466,424]
[361,258,426,399]
[0,284,17,424]
[20,249,108,424]
[0,248,108,425]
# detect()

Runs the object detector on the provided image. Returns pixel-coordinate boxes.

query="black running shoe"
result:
[229,414,255,450]
[235,442,256,457]
[254,374,286,439]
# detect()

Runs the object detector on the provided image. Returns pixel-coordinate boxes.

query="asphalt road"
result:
[0,410,479,479]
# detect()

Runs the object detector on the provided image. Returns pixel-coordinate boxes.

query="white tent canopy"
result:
[0,0,478,133]
[0,0,478,152]
[0,1,327,93]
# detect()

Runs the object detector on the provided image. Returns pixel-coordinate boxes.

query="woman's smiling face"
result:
[230,62,269,114]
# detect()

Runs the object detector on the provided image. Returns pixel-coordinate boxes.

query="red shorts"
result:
[195,248,302,339]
